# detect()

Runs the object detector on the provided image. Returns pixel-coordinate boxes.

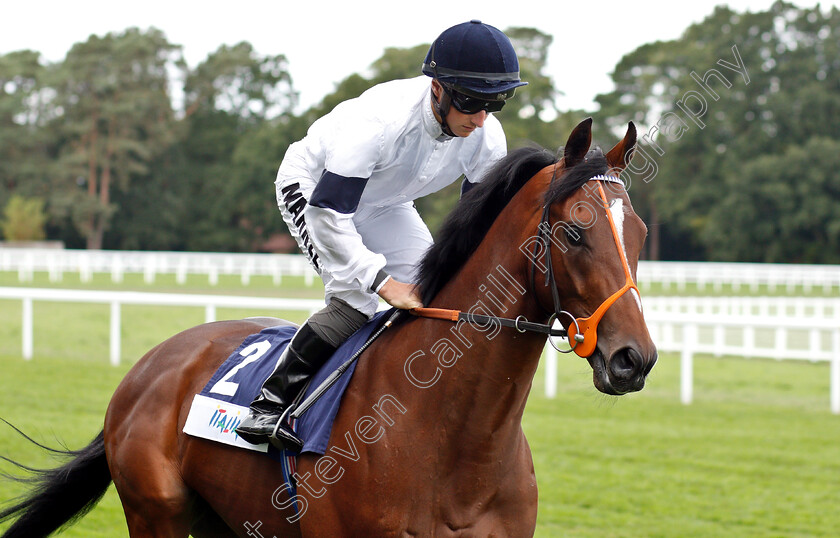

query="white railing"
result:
[0,248,318,286]
[645,311,840,414]
[3,249,840,293]
[637,261,840,293]
[0,287,325,366]
[644,295,840,319]
[2,287,838,411]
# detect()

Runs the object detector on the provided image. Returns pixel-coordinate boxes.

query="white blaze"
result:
[609,198,643,312]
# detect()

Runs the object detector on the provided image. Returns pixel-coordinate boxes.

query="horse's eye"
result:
[565,225,583,246]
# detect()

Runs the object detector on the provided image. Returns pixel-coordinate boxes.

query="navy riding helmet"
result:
[422,20,527,133]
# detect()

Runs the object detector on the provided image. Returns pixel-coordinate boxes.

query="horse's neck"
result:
[414,179,550,451]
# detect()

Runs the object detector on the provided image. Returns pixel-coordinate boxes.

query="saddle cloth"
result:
[183,310,391,457]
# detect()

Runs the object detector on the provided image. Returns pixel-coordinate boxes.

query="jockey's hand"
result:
[377,277,423,310]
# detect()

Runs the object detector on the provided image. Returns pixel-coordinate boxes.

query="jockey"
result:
[236,20,527,449]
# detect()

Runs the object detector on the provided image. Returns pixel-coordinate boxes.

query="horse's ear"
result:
[563,118,593,168]
[605,121,637,174]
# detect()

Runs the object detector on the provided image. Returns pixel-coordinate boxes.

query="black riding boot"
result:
[235,322,336,448]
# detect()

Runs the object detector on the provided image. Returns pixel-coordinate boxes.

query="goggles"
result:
[444,85,513,114]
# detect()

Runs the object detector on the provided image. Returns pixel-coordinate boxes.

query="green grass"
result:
[0,354,132,537]
[1,271,839,536]
[529,353,838,537]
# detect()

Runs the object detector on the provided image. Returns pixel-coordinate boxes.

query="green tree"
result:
[183,42,296,121]
[595,1,840,262]
[1,195,47,241]
[47,27,183,249]
[704,137,840,263]
[0,50,54,204]
[168,42,298,252]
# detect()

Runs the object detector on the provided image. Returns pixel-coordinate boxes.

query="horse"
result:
[0,118,657,537]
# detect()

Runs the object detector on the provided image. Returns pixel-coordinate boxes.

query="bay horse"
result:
[0,118,656,537]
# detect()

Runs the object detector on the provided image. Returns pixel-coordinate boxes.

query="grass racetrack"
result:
[1,272,838,536]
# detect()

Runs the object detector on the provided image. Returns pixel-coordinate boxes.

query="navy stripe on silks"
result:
[309,170,369,214]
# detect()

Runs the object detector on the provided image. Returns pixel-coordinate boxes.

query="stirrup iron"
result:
[269,405,303,452]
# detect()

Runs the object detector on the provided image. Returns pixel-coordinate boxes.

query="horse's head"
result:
[539,118,657,395]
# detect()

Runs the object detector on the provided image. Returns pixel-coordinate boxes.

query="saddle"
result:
[183,310,394,456]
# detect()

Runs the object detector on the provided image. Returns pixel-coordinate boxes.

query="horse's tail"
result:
[0,427,112,538]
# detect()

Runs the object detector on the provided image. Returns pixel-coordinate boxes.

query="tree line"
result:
[1,1,838,262]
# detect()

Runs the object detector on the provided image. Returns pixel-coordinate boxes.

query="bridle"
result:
[411,172,641,358]
[531,173,641,357]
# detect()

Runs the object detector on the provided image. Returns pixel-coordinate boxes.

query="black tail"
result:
[0,425,112,538]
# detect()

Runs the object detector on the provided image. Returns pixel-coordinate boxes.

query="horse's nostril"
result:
[609,347,638,380]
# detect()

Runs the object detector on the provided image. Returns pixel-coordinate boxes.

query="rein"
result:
[410,173,640,358]
[409,307,568,338]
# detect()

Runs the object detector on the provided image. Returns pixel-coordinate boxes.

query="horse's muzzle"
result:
[588,347,658,395]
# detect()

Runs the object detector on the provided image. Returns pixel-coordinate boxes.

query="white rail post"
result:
[80,256,92,283]
[48,255,61,282]
[144,256,156,284]
[713,324,724,357]
[176,259,188,285]
[205,304,217,323]
[831,328,839,415]
[681,323,696,405]
[544,344,558,399]
[111,254,124,283]
[22,297,33,360]
[110,301,121,366]
[744,325,756,358]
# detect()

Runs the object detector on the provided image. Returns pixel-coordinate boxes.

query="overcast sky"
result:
[0,0,834,112]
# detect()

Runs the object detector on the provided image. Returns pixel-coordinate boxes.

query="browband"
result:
[588,174,625,185]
